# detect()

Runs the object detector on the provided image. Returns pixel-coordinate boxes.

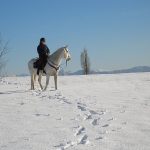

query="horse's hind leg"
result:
[31,74,35,90]
[34,74,36,82]
[38,73,43,90]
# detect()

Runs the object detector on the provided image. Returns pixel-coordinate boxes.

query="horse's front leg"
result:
[54,75,57,90]
[38,73,43,90]
[44,75,50,91]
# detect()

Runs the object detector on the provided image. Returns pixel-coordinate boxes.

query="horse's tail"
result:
[28,58,37,75]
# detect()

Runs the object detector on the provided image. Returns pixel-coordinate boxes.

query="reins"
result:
[47,60,60,71]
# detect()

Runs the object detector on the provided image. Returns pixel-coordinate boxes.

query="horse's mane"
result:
[50,47,64,56]
[49,47,64,60]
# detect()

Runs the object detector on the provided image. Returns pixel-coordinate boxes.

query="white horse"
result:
[28,46,71,90]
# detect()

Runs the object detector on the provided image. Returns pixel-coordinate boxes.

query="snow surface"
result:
[0,73,150,150]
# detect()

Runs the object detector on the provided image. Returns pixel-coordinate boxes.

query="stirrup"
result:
[37,69,40,75]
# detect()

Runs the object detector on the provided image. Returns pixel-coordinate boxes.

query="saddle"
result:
[33,58,40,69]
[33,58,47,75]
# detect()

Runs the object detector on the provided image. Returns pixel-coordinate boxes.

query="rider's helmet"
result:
[40,38,46,44]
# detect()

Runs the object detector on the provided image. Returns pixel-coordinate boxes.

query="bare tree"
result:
[0,35,9,76]
[80,48,90,75]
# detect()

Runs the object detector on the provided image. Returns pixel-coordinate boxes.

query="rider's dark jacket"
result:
[37,44,50,56]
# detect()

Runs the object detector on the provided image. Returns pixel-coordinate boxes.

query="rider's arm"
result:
[46,46,50,54]
[37,46,40,55]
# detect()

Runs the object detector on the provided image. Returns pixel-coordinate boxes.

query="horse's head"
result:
[48,46,71,67]
[63,45,71,61]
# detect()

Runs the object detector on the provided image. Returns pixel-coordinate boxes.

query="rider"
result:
[37,37,50,74]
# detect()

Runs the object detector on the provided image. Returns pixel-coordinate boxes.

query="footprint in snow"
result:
[78,134,89,144]
[77,105,86,111]
[99,130,107,134]
[107,118,114,121]
[40,95,47,98]
[20,102,25,105]
[102,124,109,128]
[95,136,103,140]
[54,141,76,150]
[56,117,63,120]
[84,114,92,120]
[61,98,72,104]
[89,110,99,115]
[55,92,62,97]
[122,122,127,125]
[31,91,41,96]
[77,102,87,106]
[35,113,50,117]
[75,126,85,136]
[1,145,7,148]
[89,109,105,116]
[54,143,64,149]
[91,118,100,126]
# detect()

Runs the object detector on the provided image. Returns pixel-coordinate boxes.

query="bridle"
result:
[47,48,70,71]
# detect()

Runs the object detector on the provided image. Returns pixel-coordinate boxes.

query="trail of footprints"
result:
[55,102,114,150]
[30,91,121,150]
[75,102,111,143]
[31,90,72,105]
[77,102,109,127]
[55,126,89,150]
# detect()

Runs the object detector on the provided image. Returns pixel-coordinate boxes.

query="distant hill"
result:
[67,66,150,75]
[17,66,150,76]
[16,73,29,77]
[99,66,150,74]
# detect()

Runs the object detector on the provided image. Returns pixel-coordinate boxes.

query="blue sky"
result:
[0,0,150,74]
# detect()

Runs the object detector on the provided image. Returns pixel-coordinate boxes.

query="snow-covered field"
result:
[0,73,150,150]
